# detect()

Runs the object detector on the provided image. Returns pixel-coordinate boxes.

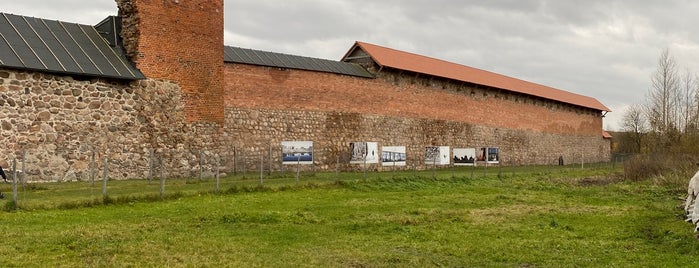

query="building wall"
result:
[223,63,610,169]
[0,69,224,181]
[117,0,224,124]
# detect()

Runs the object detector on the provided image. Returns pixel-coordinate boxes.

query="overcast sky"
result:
[4,0,699,131]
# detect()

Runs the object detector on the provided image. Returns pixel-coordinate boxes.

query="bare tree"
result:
[619,104,647,153]
[680,70,698,133]
[645,48,680,134]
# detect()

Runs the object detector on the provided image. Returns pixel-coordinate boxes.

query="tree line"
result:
[617,49,699,155]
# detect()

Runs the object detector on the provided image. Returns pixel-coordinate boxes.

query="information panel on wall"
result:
[425,146,450,165]
[477,147,500,164]
[381,146,406,166]
[350,142,379,164]
[281,141,314,165]
[453,148,477,166]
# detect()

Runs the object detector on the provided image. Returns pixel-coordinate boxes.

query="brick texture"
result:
[224,64,603,136]
[222,63,610,169]
[117,0,224,124]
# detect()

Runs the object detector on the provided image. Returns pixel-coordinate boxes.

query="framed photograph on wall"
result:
[350,142,379,164]
[381,146,406,166]
[425,146,450,165]
[486,147,500,164]
[281,141,314,165]
[477,147,500,164]
[453,148,476,166]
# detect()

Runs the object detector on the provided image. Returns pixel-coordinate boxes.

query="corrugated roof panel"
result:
[223,46,372,78]
[22,16,64,71]
[0,13,144,80]
[274,53,295,69]
[56,22,101,75]
[0,34,23,66]
[303,57,324,70]
[79,24,124,77]
[0,14,43,69]
[223,46,235,62]
[41,19,84,73]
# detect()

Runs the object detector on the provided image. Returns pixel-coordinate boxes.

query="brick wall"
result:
[117,0,224,124]
[223,63,610,169]
[224,64,604,136]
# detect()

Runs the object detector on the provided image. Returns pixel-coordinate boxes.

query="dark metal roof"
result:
[0,13,144,80]
[224,46,373,78]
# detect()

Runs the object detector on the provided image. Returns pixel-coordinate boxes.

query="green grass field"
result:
[0,164,697,267]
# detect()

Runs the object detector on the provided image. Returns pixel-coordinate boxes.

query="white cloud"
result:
[4,0,699,131]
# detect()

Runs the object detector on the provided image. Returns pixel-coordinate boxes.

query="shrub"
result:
[623,153,699,192]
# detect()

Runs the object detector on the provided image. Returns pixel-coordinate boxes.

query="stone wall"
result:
[224,107,610,171]
[0,69,223,182]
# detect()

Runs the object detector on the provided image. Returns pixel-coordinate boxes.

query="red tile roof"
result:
[602,131,613,139]
[343,41,610,112]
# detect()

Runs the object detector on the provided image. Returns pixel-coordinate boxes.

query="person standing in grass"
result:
[0,165,6,199]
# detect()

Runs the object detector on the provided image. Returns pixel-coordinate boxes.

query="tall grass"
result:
[623,153,699,192]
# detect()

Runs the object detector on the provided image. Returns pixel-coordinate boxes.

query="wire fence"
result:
[0,146,625,210]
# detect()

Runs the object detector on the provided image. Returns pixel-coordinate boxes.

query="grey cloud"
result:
[3,0,699,130]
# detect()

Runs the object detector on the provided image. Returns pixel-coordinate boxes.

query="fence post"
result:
[432,155,436,179]
[90,148,95,187]
[335,156,339,182]
[233,146,237,176]
[296,156,300,185]
[21,149,26,190]
[12,158,18,209]
[242,148,247,178]
[470,162,474,179]
[199,150,203,181]
[363,156,367,180]
[268,144,272,176]
[148,148,154,185]
[102,157,108,200]
[159,156,165,199]
[260,154,264,185]
[280,145,284,174]
[413,163,416,179]
[215,156,220,193]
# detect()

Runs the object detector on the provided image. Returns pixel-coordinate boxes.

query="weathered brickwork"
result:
[116,0,224,124]
[224,64,604,136]
[223,63,610,170]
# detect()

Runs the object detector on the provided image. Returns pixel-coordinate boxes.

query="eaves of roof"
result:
[343,41,610,112]
[224,46,373,78]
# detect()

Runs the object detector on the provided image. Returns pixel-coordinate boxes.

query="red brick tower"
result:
[117,0,224,124]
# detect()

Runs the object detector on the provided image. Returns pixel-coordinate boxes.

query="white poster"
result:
[281,141,314,165]
[381,146,406,166]
[453,148,476,166]
[350,142,379,164]
[425,146,450,165]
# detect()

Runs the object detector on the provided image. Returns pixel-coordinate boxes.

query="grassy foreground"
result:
[0,166,697,267]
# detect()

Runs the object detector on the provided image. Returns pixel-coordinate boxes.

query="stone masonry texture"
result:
[0,0,609,181]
